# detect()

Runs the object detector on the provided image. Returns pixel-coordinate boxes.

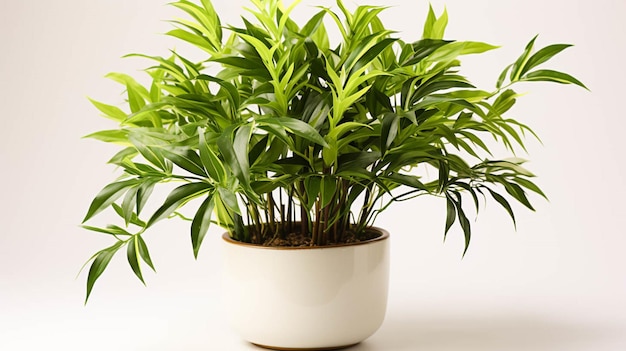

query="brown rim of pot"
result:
[221,226,389,250]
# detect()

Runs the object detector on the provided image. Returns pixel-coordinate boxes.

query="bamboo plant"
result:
[81,0,586,302]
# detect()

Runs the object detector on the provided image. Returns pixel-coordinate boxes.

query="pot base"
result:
[251,342,359,350]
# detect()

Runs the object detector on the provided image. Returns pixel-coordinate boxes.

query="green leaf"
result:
[485,187,516,228]
[503,182,535,211]
[321,176,337,208]
[160,148,207,177]
[444,195,456,238]
[380,112,399,155]
[258,117,328,147]
[453,194,472,256]
[404,39,452,66]
[166,28,212,52]
[108,147,138,165]
[83,179,138,223]
[217,187,241,215]
[497,63,513,89]
[510,35,538,82]
[422,5,437,39]
[147,182,212,227]
[217,130,247,186]
[83,130,130,145]
[136,180,156,215]
[136,235,155,271]
[350,37,398,73]
[127,236,145,284]
[301,10,326,37]
[233,125,251,183]
[199,130,227,183]
[85,241,124,304]
[191,195,215,258]
[458,212,472,255]
[81,225,132,236]
[431,7,448,39]
[88,98,127,122]
[522,69,588,90]
[457,41,499,55]
[304,176,322,209]
[514,177,547,199]
[129,136,168,171]
[520,44,573,76]
[121,186,139,226]
[111,203,146,228]
[492,89,520,116]
[195,74,240,109]
[383,173,427,191]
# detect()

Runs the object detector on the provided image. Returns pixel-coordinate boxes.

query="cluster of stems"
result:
[240,177,379,246]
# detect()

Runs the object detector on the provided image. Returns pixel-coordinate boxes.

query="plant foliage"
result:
[81,0,586,302]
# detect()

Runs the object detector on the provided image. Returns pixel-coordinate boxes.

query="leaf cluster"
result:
[81,0,586,302]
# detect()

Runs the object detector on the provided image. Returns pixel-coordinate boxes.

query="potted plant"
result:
[81,0,586,349]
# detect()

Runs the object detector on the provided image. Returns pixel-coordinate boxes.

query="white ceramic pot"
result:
[221,228,390,350]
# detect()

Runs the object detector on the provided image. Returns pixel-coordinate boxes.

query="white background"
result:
[1,0,625,350]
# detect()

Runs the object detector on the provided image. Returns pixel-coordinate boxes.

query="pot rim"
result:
[221,226,389,250]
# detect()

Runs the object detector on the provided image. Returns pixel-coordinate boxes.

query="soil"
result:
[260,229,381,247]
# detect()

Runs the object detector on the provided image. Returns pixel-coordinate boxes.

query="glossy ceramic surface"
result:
[221,229,390,350]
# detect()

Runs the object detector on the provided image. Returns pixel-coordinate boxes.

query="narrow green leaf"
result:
[217,131,246,185]
[404,39,452,66]
[304,176,322,209]
[108,147,138,165]
[126,236,145,284]
[457,41,499,55]
[444,195,456,238]
[510,34,538,82]
[136,180,156,215]
[121,186,139,226]
[383,173,427,191]
[106,72,150,100]
[136,235,155,271]
[351,38,398,73]
[88,98,127,122]
[129,136,168,171]
[321,176,337,208]
[431,7,448,39]
[485,187,516,228]
[160,148,207,177]
[301,10,326,37]
[520,44,573,76]
[453,195,472,256]
[111,203,146,228]
[85,241,124,304]
[497,63,513,89]
[191,195,215,258]
[514,177,547,199]
[195,74,240,108]
[199,131,226,183]
[217,187,240,215]
[83,130,130,145]
[233,125,251,183]
[166,29,212,52]
[81,225,132,236]
[422,5,437,39]
[258,117,328,147]
[126,82,146,114]
[492,89,519,116]
[147,182,212,227]
[522,69,588,90]
[83,179,138,223]
[503,182,535,211]
[380,112,399,155]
